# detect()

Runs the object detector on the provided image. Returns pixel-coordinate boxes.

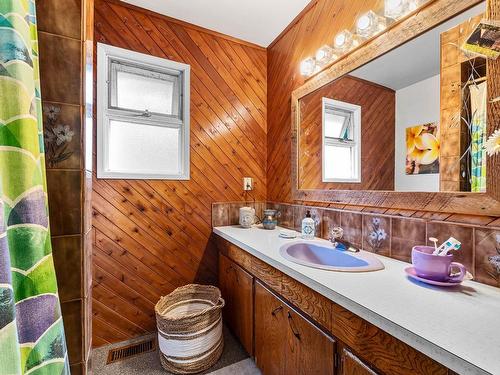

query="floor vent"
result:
[106,338,156,364]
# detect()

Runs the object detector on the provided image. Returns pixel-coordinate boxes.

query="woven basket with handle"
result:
[155,284,225,374]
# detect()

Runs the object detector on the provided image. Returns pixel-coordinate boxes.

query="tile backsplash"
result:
[212,201,500,289]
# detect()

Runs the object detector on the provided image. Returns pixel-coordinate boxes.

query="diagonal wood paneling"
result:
[92,0,266,347]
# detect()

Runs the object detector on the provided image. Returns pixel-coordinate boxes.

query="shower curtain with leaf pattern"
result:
[0,1,70,374]
[470,81,487,193]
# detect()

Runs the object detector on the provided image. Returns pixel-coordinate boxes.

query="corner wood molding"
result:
[487,0,500,203]
[290,0,500,216]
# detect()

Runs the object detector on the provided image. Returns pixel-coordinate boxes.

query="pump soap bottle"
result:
[301,210,315,240]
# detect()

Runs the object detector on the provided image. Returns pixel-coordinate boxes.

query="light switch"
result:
[243,177,253,191]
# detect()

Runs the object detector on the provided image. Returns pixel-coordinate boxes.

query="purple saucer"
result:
[404,266,472,287]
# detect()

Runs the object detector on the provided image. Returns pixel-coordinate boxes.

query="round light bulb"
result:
[357,14,371,31]
[300,57,316,76]
[316,49,326,61]
[335,33,346,47]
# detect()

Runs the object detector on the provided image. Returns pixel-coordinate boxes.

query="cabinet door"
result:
[255,281,287,375]
[218,254,254,355]
[285,308,335,375]
[340,349,378,375]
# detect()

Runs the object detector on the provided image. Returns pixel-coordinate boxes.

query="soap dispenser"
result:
[301,210,315,240]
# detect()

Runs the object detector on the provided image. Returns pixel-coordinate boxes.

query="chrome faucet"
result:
[329,227,360,253]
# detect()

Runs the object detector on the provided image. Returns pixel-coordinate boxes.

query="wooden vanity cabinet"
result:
[216,237,451,375]
[255,281,336,375]
[218,253,254,355]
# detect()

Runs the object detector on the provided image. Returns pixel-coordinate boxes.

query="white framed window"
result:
[322,97,361,183]
[97,43,190,179]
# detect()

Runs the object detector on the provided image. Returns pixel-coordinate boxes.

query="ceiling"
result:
[121,0,312,47]
[351,2,486,91]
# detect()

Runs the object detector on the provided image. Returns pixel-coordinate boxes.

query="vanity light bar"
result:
[300,0,429,77]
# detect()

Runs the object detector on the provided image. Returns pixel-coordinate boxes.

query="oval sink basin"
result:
[280,240,384,272]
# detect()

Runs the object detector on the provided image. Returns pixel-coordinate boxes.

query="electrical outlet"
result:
[243,177,253,191]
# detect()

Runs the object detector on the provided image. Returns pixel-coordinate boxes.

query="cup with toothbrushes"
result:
[411,237,467,282]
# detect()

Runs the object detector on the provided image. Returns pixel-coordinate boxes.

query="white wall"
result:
[395,74,440,192]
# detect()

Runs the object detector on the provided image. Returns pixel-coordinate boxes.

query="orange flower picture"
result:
[406,123,440,175]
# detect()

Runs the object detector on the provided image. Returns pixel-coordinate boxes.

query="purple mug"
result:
[411,246,466,282]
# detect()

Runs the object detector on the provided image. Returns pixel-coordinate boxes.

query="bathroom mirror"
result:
[292,0,500,215]
[298,2,486,193]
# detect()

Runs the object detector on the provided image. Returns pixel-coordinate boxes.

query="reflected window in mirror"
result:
[322,98,361,183]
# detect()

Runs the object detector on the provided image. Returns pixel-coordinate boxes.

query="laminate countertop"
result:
[213,225,500,375]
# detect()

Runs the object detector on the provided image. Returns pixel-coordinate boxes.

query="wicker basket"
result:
[155,284,225,374]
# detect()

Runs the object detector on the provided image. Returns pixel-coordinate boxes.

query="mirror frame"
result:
[291,0,500,216]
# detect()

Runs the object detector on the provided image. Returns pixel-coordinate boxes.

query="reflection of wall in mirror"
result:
[395,75,440,192]
[299,75,395,191]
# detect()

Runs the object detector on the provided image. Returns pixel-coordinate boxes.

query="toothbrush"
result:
[429,237,439,255]
[435,237,462,256]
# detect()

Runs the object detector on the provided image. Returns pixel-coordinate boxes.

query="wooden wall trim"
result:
[289,0,500,216]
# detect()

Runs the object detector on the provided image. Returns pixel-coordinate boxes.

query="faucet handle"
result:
[329,227,344,246]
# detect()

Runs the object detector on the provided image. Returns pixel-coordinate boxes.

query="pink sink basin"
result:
[280,240,385,272]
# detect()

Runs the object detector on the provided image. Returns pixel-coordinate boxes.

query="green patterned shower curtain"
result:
[470,81,487,193]
[0,1,70,374]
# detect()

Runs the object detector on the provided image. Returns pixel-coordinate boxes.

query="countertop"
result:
[213,225,500,375]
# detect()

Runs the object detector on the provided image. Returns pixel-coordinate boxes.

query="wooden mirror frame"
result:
[291,0,500,216]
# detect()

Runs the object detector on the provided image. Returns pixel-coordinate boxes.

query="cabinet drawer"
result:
[280,273,332,331]
[331,304,447,375]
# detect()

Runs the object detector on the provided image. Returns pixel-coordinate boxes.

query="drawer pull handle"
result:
[271,305,283,316]
[287,311,301,340]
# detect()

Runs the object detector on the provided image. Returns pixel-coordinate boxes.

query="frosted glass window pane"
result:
[324,145,353,180]
[115,70,176,115]
[108,120,179,174]
[324,109,353,140]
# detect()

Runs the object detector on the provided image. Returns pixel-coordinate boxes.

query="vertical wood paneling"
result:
[92,0,266,346]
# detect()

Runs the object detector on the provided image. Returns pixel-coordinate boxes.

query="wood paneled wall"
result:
[268,0,386,202]
[299,75,395,191]
[92,0,266,347]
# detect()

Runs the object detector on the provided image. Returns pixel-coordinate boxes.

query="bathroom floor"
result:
[92,326,261,375]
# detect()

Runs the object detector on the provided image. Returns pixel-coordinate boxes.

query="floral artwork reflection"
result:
[406,122,440,175]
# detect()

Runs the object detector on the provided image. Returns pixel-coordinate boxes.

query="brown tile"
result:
[52,235,82,302]
[321,209,341,240]
[39,32,82,105]
[340,211,362,248]
[293,206,322,237]
[474,228,500,288]
[61,299,83,364]
[36,0,82,39]
[267,202,294,229]
[46,170,82,236]
[391,218,426,262]
[43,102,82,169]
[211,203,229,227]
[228,202,246,225]
[362,215,391,256]
[426,222,474,275]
